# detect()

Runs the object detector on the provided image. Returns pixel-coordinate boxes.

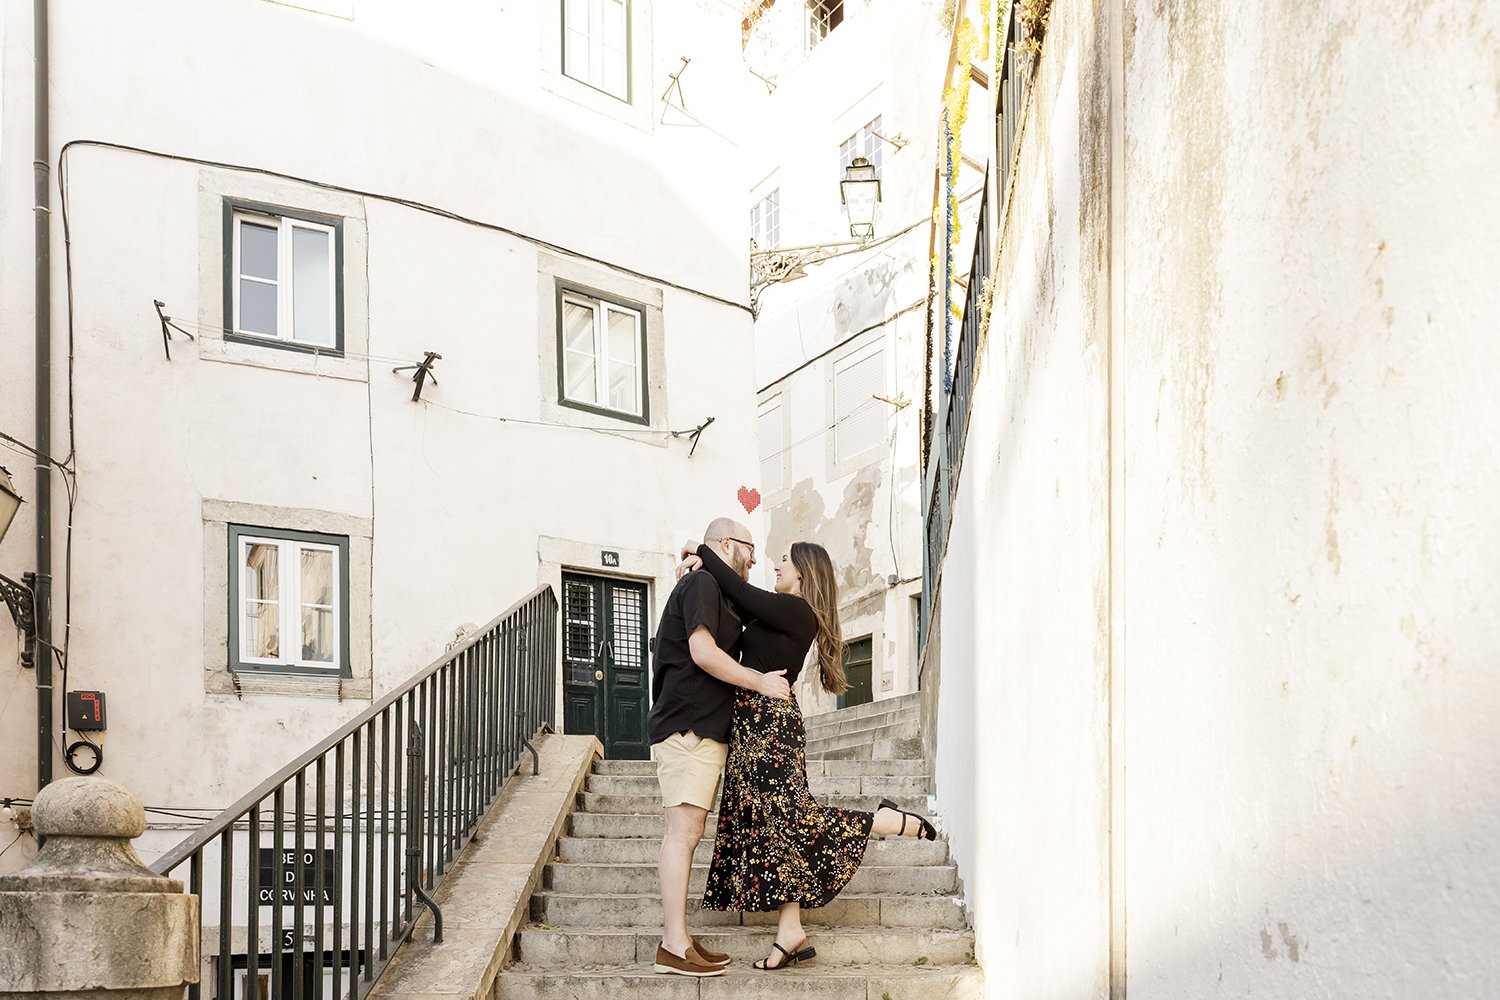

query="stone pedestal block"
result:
[0,778,199,998]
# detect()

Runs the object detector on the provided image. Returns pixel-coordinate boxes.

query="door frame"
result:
[537,535,671,742]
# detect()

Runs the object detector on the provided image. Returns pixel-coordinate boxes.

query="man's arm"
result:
[687,626,791,700]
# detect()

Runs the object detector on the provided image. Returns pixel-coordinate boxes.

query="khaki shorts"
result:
[654,731,728,810]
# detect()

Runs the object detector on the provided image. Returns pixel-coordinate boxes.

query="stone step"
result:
[569,812,943,840]
[802,693,921,728]
[803,707,919,740]
[806,735,926,763]
[592,758,927,778]
[496,963,983,1000]
[545,863,957,896]
[805,722,918,754]
[585,774,928,799]
[530,892,967,929]
[554,835,950,867]
[578,792,926,816]
[515,924,975,968]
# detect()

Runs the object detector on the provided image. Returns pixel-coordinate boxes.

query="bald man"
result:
[647,517,791,976]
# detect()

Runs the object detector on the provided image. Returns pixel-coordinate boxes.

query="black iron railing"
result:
[945,186,991,491]
[995,2,1028,227]
[153,585,558,1000]
[920,2,1030,653]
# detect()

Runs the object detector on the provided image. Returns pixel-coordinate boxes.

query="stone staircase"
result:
[496,694,981,998]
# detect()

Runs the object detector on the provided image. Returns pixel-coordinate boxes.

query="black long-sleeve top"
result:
[696,543,818,686]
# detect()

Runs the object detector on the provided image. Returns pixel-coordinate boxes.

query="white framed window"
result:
[839,115,886,179]
[563,0,630,101]
[833,345,887,463]
[230,526,349,676]
[751,189,782,249]
[558,287,647,421]
[807,0,845,51]
[758,396,786,493]
[225,200,342,353]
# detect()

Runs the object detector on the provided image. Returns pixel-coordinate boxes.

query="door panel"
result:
[562,577,602,739]
[606,582,650,759]
[838,636,874,709]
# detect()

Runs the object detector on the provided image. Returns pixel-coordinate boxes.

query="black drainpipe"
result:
[33,0,53,791]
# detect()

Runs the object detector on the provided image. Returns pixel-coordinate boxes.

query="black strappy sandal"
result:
[879,798,938,840]
[752,939,817,971]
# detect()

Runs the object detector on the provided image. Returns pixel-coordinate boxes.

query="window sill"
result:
[197,334,367,382]
[207,669,371,701]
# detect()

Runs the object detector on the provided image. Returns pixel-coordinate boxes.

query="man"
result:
[648,517,791,977]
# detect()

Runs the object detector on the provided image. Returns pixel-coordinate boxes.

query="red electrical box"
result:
[66,690,106,731]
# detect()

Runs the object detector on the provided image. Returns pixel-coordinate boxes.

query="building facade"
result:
[741,0,950,714]
[0,0,760,890]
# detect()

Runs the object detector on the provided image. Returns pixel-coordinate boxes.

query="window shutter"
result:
[834,349,886,462]
[758,402,784,493]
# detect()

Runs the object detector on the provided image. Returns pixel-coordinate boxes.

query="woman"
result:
[680,539,936,971]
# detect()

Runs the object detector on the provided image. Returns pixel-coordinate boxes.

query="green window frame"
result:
[222,198,346,356]
[555,282,651,424]
[228,524,352,678]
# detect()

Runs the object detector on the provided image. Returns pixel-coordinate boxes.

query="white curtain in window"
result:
[562,300,599,403]
[291,226,333,347]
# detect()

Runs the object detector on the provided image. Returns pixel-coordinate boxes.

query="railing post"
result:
[406,723,443,943]
[0,778,199,999]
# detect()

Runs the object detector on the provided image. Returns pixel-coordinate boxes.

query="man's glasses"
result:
[724,537,756,557]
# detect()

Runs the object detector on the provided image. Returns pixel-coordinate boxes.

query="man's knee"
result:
[663,804,708,845]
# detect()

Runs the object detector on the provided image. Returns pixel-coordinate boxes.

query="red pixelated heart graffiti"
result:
[737,486,761,514]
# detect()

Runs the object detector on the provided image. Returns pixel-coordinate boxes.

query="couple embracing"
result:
[647,516,936,977]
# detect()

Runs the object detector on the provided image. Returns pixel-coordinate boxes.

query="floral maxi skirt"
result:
[701,689,874,911]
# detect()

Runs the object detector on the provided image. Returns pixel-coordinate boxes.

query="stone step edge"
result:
[502,962,980,977]
[531,891,963,902]
[547,862,956,874]
[518,923,975,942]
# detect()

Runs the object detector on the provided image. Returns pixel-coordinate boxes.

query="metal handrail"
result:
[920,2,1034,656]
[153,584,558,1000]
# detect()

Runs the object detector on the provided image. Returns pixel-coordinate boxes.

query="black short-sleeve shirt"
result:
[647,569,742,746]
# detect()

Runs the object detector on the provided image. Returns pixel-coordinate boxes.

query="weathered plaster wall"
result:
[934,0,1500,996]
[934,0,1112,994]
[1120,0,1500,994]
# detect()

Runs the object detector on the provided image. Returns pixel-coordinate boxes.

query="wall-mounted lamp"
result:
[749,157,886,315]
[839,156,882,240]
[0,466,38,669]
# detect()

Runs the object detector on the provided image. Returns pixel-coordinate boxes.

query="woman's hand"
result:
[674,553,704,580]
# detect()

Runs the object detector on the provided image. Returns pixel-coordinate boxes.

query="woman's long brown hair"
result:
[790,541,846,694]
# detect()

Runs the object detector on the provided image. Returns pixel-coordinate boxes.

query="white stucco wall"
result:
[933,0,1112,993]
[0,0,758,874]
[932,0,1500,996]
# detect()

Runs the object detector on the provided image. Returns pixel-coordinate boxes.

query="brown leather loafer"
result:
[691,936,731,966]
[653,944,726,977]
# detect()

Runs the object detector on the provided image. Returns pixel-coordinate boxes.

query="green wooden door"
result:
[838,635,874,709]
[561,573,650,759]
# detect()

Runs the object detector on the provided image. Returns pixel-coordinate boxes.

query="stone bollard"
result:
[0,777,199,999]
